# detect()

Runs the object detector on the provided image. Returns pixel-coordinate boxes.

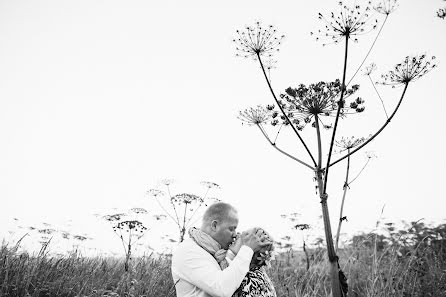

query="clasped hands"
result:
[229,227,272,254]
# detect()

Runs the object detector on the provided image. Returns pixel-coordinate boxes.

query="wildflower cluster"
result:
[148,180,221,242]
[114,220,147,234]
[335,136,368,153]
[294,223,311,231]
[374,0,398,15]
[200,181,221,190]
[233,22,284,59]
[311,1,378,45]
[277,80,364,130]
[238,105,274,126]
[73,235,89,241]
[363,62,377,76]
[130,208,148,215]
[171,193,203,205]
[103,213,126,222]
[380,55,437,87]
[38,228,55,235]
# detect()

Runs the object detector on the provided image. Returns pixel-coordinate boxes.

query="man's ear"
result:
[211,220,218,231]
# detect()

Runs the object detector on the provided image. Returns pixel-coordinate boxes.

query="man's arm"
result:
[173,245,253,297]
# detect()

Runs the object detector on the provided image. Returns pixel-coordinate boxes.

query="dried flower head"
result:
[130,208,148,215]
[294,223,311,231]
[161,179,174,186]
[171,193,203,205]
[103,213,126,222]
[264,59,277,71]
[234,22,284,59]
[380,54,437,87]
[200,181,221,190]
[374,0,398,15]
[311,1,378,45]
[279,80,364,130]
[238,105,273,126]
[61,231,70,239]
[73,235,89,241]
[363,62,377,76]
[147,189,165,197]
[153,214,167,221]
[281,212,300,222]
[38,228,55,235]
[115,220,147,234]
[335,136,368,153]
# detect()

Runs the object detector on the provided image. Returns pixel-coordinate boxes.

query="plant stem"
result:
[329,83,409,168]
[256,124,314,170]
[323,36,349,195]
[316,171,342,297]
[315,116,322,169]
[335,149,350,253]
[180,203,188,242]
[256,53,317,167]
[315,115,342,297]
[303,240,310,271]
[167,185,182,227]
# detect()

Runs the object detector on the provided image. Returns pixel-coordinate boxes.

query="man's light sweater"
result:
[171,239,254,297]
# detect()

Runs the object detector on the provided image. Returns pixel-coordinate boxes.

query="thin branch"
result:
[368,74,388,119]
[348,155,372,185]
[273,124,284,144]
[155,197,181,228]
[335,149,350,252]
[329,83,409,168]
[185,186,211,227]
[323,36,350,194]
[256,53,317,167]
[346,15,389,87]
[182,203,188,232]
[256,124,314,170]
[166,185,181,226]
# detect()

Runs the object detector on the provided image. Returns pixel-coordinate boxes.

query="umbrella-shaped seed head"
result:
[380,54,437,87]
[311,1,378,45]
[233,22,284,59]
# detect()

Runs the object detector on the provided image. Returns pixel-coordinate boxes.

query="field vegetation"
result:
[1,221,444,297]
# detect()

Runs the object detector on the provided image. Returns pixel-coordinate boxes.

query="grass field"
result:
[1,233,445,297]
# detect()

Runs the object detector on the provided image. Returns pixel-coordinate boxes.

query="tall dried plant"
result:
[233,1,436,296]
[147,180,220,242]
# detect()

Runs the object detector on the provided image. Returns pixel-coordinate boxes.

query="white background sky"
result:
[1,0,445,255]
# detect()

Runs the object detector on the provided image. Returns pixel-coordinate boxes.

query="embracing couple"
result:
[171,202,276,297]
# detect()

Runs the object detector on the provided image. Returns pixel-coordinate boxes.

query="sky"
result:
[1,0,445,255]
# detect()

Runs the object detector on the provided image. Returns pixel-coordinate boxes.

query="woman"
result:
[231,228,276,297]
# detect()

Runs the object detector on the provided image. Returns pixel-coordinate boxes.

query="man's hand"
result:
[240,228,272,253]
[229,233,242,254]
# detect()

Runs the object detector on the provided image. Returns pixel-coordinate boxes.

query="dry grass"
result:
[1,239,445,297]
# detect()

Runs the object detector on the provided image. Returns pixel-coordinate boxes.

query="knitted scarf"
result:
[188,227,229,269]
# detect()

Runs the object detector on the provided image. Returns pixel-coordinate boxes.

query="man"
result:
[171,202,271,297]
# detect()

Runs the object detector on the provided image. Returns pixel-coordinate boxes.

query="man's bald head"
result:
[202,202,237,225]
[201,202,239,249]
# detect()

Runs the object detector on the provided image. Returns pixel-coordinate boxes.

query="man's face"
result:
[213,210,239,249]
